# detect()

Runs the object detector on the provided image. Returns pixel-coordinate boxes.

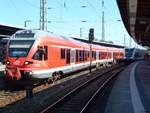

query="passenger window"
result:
[92,51,94,57]
[66,49,70,64]
[94,51,96,60]
[82,50,84,61]
[79,50,82,61]
[32,46,47,61]
[99,52,101,59]
[44,46,48,60]
[61,48,65,59]
[76,50,78,62]
[33,48,43,60]
[85,51,88,61]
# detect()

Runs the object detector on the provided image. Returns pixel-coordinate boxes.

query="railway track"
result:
[0,66,102,107]
[40,66,125,113]
[0,67,99,108]
[0,63,126,112]
[0,82,50,107]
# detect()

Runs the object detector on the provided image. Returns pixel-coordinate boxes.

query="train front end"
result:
[5,30,36,81]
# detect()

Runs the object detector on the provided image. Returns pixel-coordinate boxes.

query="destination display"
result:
[9,40,34,48]
[15,33,34,38]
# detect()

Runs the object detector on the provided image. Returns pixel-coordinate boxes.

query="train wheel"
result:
[47,72,62,84]
[52,72,57,82]
[47,72,56,84]
[47,78,52,84]
[52,72,61,82]
[58,71,63,79]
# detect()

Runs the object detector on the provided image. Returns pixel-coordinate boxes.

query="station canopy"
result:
[0,24,24,38]
[117,0,150,47]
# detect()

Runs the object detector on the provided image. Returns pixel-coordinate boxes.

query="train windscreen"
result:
[125,48,134,57]
[8,40,34,57]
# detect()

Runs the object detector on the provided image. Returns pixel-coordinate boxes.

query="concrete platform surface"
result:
[104,61,150,113]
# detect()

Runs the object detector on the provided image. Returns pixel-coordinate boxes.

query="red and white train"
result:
[5,30,124,82]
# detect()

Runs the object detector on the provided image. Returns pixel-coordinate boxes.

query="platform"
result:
[104,61,150,113]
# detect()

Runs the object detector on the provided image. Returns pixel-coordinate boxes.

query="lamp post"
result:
[80,28,82,37]
[80,5,87,38]
[24,20,31,27]
[80,20,87,38]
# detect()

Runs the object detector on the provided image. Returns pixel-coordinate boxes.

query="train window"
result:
[44,46,48,60]
[99,52,101,59]
[108,52,110,58]
[82,50,84,61]
[79,50,84,62]
[32,48,43,61]
[92,51,96,59]
[101,52,106,59]
[76,50,78,62]
[125,48,134,57]
[88,51,89,57]
[135,52,141,57]
[113,52,117,59]
[8,40,34,57]
[79,50,81,61]
[61,48,65,59]
[92,51,94,58]
[71,50,75,63]
[66,49,70,64]
[94,51,96,60]
[82,51,84,61]
[108,52,111,59]
[85,51,88,61]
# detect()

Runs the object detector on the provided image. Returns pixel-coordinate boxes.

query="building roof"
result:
[117,0,150,47]
[0,24,24,38]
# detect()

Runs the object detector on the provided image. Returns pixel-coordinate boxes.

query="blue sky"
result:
[0,0,137,47]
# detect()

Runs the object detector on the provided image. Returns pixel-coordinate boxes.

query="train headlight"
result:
[6,61,10,65]
[24,61,29,65]
[24,61,33,65]
[29,71,33,75]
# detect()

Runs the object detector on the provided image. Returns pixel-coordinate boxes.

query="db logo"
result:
[13,60,20,65]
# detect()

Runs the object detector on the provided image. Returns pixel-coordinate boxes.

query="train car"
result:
[125,48,148,61]
[5,30,124,83]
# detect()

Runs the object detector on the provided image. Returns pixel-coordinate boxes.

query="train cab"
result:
[6,30,49,80]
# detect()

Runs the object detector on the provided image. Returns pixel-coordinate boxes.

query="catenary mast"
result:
[101,0,105,41]
[40,0,47,31]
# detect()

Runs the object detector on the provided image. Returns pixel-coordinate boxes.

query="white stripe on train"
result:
[31,59,113,79]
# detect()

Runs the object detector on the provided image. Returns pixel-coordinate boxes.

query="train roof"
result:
[10,30,124,50]
[73,37,124,49]
[15,30,86,49]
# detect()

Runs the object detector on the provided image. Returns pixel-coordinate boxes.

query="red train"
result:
[5,30,124,83]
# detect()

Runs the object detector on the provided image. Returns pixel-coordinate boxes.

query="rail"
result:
[40,66,125,113]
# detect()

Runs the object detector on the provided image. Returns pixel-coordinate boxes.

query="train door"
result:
[71,48,75,70]
[43,46,48,67]
[96,51,99,60]
[32,46,48,67]
[66,49,70,64]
